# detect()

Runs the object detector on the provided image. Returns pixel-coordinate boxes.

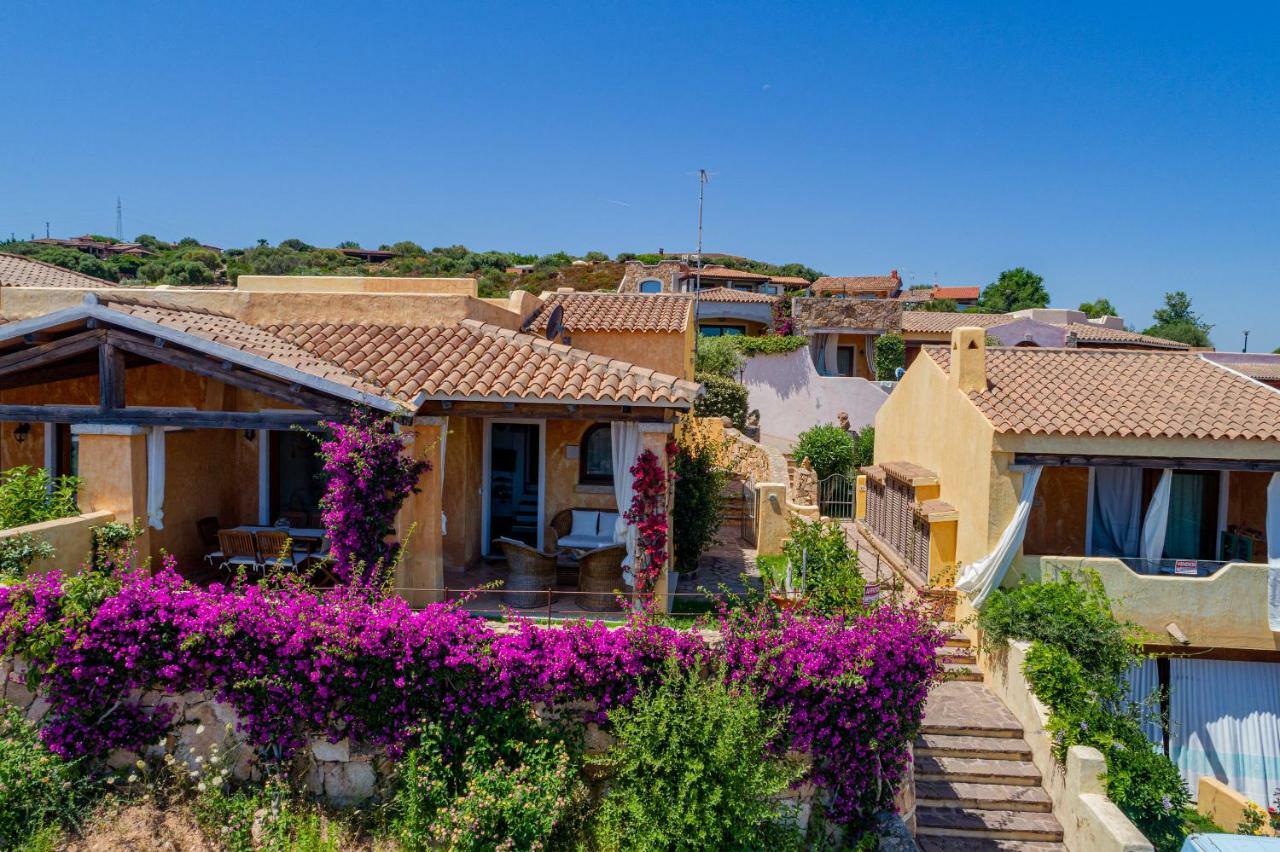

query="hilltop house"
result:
[901,285,981,309]
[810,271,903,300]
[862,327,1280,807]
[0,255,702,611]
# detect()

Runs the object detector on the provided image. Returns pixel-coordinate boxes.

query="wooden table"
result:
[229,525,327,542]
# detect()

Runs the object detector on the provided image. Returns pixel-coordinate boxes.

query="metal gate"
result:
[741,481,757,546]
[818,473,855,519]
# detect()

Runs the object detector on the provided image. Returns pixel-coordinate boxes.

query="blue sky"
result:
[4,1,1278,349]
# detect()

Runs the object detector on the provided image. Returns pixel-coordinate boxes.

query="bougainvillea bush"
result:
[0,560,941,830]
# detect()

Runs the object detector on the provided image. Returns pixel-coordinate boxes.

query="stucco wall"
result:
[1012,556,1280,651]
[872,354,1001,565]
[741,348,888,450]
[545,420,621,531]
[0,510,115,574]
[566,327,694,381]
[442,416,484,571]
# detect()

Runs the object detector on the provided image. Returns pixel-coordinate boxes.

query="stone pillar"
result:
[73,425,150,560]
[394,419,444,607]
[755,482,789,556]
[638,422,675,612]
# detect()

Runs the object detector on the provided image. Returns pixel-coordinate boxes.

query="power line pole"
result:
[45,221,50,239]
[1243,330,1250,353]
[116,197,123,241]
[693,168,708,359]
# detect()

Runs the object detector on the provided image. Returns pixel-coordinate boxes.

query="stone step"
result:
[922,680,1025,739]
[937,646,977,661]
[914,756,1042,786]
[915,807,1063,842]
[943,663,983,682]
[916,780,1052,813]
[916,734,1033,761]
[917,836,1066,851]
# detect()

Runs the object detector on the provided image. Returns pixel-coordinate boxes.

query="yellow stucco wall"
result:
[395,422,445,605]
[0,510,115,575]
[568,328,694,381]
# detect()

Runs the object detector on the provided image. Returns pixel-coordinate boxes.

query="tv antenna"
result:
[693,169,709,357]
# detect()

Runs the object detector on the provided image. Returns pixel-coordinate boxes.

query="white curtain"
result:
[438,418,448,537]
[146,426,165,530]
[1124,658,1164,748]
[610,422,644,570]
[956,465,1042,608]
[810,333,830,375]
[1268,473,1280,631]
[1091,467,1142,557]
[1140,469,1173,563]
[1169,658,1280,807]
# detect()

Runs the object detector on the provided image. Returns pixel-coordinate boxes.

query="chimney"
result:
[890,269,900,281]
[950,327,987,393]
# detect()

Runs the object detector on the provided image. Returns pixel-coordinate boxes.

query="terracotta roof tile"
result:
[1060,322,1189,350]
[926,346,1280,442]
[900,312,1015,333]
[812,275,901,295]
[770,275,811,287]
[692,287,778,304]
[932,286,981,300]
[524,292,691,334]
[0,252,116,289]
[680,265,770,281]
[1222,362,1280,381]
[266,318,701,407]
[882,460,940,485]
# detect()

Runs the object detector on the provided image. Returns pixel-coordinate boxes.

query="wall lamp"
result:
[14,423,30,444]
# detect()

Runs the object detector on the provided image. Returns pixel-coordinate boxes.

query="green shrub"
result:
[874,333,905,380]
[695,336,743,378]
[591,658,803,851]
[852,426,875,470]
[733,335,808,356]
[194,775,353,852]
[672,419,730,573]
[694,373,749,429]
[793,423,856,480]
[979,570,1140,680]
[390,707,588,851]
[782,516,865,617]
[0,466,80,529]
[0,705,99,848]
[0,533,54,581]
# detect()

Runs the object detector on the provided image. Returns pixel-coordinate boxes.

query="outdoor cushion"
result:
[556,534,606,549]
[570,510,598,539]
[597,512,621,540]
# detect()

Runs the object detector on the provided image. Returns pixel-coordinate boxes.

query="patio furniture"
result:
[279,511,308,528]
[548,508,621,551]
[197,516,223,567]
[217,529,259,573]
[495,536,558,608]
[254,529,310,571]
[577,543,627,611]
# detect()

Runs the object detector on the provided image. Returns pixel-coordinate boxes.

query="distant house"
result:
[32,235,156,259]
[688,287,777,337]
[335,247,397,263]
[901,285,981,308]
[616,260,804,299]
[810,271,902,300]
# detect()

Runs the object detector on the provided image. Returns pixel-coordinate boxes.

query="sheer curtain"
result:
[1140,469,1173,562]
[1268,473,1280,631]
[146,426,165,530]
[1169,658,1280,807]
[956,466,1042,608]
[610,423,644,570]
[1124,659,1164,747]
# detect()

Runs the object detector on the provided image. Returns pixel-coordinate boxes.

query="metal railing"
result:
[388,585,746,626]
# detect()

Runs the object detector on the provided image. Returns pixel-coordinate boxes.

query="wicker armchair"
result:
[495,537,559,608]
[576,544,627,611]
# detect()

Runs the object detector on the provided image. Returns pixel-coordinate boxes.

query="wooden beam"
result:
[0,405,333,431]
[0,359,100,391]
[98,342,125,413]
[0,329,105,378]
[106,332,350,415]
[1013,453,1280,473]
[414,400,675,421]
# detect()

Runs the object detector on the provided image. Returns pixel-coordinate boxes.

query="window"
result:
[579,423,614,485]
[700,324,747,337]
[638,279,662,293]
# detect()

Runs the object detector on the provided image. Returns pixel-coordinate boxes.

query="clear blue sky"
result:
[4,1,1277,350]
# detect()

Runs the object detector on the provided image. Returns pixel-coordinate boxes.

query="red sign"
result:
[1173,559,1199,575]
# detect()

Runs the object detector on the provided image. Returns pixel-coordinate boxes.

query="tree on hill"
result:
[979,268,1049,313]
[1078,297,1118,318]
[1143,291,1213,347]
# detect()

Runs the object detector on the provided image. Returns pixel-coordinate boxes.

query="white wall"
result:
[741,348,888,450]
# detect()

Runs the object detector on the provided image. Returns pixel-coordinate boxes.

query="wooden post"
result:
[394,419,444,607]
[98,343,125,413]
[639,422,675,613]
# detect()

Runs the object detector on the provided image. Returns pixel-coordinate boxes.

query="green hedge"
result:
[874,334,904,380]
[693,373,748,429]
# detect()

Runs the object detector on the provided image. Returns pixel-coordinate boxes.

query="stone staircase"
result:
[914,628,1065,851]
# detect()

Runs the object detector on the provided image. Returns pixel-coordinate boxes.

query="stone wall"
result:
[617,260,686,293]
[792,297,903,332]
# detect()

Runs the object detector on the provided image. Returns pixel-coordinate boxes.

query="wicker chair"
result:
[495,537,559,608]
[547,508,575,550]
[576,544,627,611]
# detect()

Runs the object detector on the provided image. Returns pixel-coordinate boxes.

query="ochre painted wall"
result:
[1024,466,1089,556]
[442,416,484,571]
[544,419,621,533]
[567,330,693,381]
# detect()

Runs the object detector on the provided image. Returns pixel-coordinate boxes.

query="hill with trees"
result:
[0,237,821,298]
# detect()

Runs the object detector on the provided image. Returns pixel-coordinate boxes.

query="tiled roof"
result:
[770,275,811,287]
[926,346,1280,442]
[693,287,777,304]
[812,275,900,295]
[681,265,769,281]
[1060,322,1188,350]
[933,286,980,300]
[0,252,116,289]
[882,460,940,485]
[900,312,1015,333]
[267,319,701,406]
[524,292,691,334]
[1223,362,1280,382]
[98,297,382,396]
[900,289,935,303]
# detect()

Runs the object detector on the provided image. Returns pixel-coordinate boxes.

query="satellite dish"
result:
[543,304,565,342]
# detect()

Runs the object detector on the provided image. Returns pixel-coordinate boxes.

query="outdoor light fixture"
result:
[243,429,255,442]
[13,423,30,444]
